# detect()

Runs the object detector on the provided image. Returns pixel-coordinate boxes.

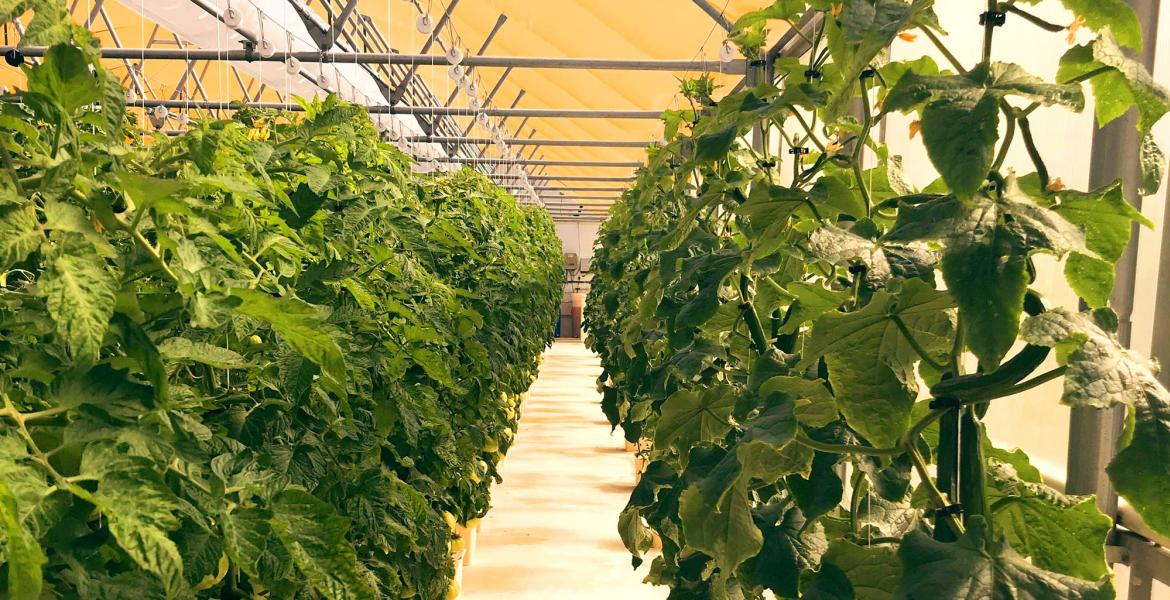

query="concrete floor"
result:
[462,340,663,600]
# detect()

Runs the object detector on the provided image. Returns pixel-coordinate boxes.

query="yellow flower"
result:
[1067,16,1085,45]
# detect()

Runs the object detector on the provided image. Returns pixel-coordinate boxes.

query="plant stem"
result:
[920,27,968,74]
[991,103,1017,171]
[794,431,908,457]
[949,315,965,377]
[129,228,181,283]
[892,315,947,372]
[853,77,875,216]
[790,111,828,154]
[982,0,998,63]
[1017,115,1049,190]
[910,445,965,537]
[1002,4,1067,32]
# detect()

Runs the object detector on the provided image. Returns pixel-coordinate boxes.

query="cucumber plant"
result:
[0,9,561,598]
[586,1,1170,597]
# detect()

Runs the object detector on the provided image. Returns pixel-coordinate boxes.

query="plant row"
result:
[0,10,562,599]
[586,1,1170,598]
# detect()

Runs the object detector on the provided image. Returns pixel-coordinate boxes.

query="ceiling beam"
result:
[691,0,734,31]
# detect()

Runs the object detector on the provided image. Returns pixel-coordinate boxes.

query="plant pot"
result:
[462,520,479,566]
[634,455,649,484]
[451,549,465,589]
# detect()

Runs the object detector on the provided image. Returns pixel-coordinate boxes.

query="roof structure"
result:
[0,0,794,220]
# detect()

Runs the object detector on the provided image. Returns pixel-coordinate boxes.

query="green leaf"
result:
[654,385,735,451]
[824,0,929,121]
[0,203,41,271]
[1021,308,1156,409]
[780,281,849,334]
[889,190,1061,369]
[110,173,187,213]
[987,461,1112,581]
[807,224,936,286]
[800,280,954,446]
[896,517,1112,599]
[694,125,737,162]
[885,61,1085,114]
[25,44,99,113]
[762,376,838,428]
[745,506,828,597]
[223,507,296,592]
[1139,133,1166,195]
[678,480,762,573]
[43,199,114,257]
[0,478,45,600]
[1064,253,1115,308]
[79,443,185,597]
[1108,382,1170,539]
[820,539,901,600]
[1059,32,1170,132]
[39,232,118,366]
[229,289,346,396]
[617,506,653,556]
[735,184,807,255]
[269,489,377,600]
[919,91,999,198]
[1058,0,1143,51]
[157,337,250,369]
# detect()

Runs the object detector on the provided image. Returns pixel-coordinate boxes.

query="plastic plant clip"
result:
[284,57,301,75]
[416,14,435,35]
[150,105,169,121]
[476,112,489,128]
[125,88,138,104]
[719,40,737,63]
[448,65,464,81]
[469,97,481,111]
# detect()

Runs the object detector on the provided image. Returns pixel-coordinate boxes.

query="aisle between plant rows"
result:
[461,341,660,600]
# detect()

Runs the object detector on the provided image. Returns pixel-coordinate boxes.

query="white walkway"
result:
[462,340,662,600]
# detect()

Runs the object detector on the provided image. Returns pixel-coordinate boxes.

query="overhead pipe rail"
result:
[430,157,641,167]
[406,136,651,148]
[39,97,663,120]
[0,46,747,74]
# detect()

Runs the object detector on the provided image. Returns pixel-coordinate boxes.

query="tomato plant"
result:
[586,1,1170,598]
[0,9,561,598]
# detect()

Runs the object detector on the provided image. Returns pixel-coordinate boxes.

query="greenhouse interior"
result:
[3,0,1170,598]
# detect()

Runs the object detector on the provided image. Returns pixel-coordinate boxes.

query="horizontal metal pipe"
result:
[492,175,634,182]
[431,157,641,167]
[405,136,650,148]
[0,46,746,73]
[502,186,626,192]
[534,195,620,200]
[92,98,662,119]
